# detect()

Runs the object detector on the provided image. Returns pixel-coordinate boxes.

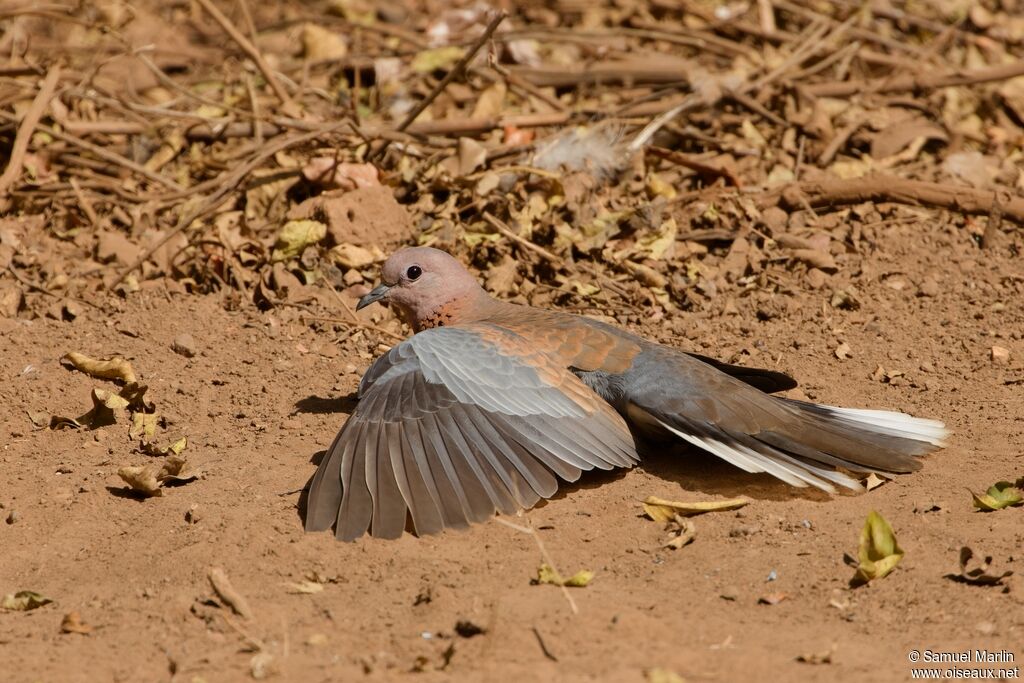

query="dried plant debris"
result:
[946,547,1013,587]
[117,453,197,497]
[208,567,254,620]
[850,511,904,586]
[642,496,750,521]
[60,353,137,384]
[534,564,594,588]
[1,591,53,611]
[971,481,1024,511]
[60,611,93,635]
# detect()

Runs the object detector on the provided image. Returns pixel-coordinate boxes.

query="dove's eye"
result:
[405,265,422,281]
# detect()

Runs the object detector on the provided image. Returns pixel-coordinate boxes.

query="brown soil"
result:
[3,1,1024,681]
[2,217,1022,682]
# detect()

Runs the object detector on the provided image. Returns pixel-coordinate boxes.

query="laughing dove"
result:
[305,247,947,541]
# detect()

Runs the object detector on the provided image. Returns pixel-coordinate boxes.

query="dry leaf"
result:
[141,436,188,458]
[129,412,157,441]
[946,546,1013,586]
[209,567,254,619]
[156,454,197,483]
[411,46,465,73]
[272,220,327,263]
[642,495,750,522]
[535,563,594,588]
[864,473,886,491]
[971,481,1023,511]
[665,517,696,550]
[2,591,53,611]
[61,352,137,384]
[853,510,904,584]
[117,465,162,497]
[60,611,93,634]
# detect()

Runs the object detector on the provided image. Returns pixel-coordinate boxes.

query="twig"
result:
[531,627,559,662]
[0,64,61,197]
[646,146,741,186]
[397,12,505,133]
[7,263,102,309]
[803,60,1024,98]
[482,211,560,263]
[777,175,1024,225]
[495,517,578,615]
[68,177,98,226]
[319,276,405,342]
[193,0,293,107]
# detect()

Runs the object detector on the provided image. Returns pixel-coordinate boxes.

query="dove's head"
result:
[357,247,489,331]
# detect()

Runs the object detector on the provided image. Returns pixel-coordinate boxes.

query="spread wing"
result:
[305,325,638,541]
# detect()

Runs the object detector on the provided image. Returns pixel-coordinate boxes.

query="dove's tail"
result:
[635,396,948,494]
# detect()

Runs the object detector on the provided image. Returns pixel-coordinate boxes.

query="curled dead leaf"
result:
[60,611,93,634]
[852,510,904,585]
[209,567,254,619]
[61,352,137,384]
[642,495,750,522]
[971,481,1023,511]
[1,591,53,611]
[117,465,162,497]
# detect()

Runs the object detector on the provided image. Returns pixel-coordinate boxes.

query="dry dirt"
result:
[2,214,1022,683]
[3,0,1024,681]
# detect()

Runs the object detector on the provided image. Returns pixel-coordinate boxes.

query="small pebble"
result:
[6,510,19,524]
[991,346,1010,364]
[172,333,198,358]
[918,278,940,297]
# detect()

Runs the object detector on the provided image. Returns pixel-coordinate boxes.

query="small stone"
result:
[306,633,328,646]
[991,346,1010,364]
[343,363,357,374]
[720,587,739,601]
[805,268,827,289]
[760,206,789,233]
[918,278,940,297]
[172,333,197,358]
[342,268,364,285]
[6,510,19,524]
[185,504,202,525]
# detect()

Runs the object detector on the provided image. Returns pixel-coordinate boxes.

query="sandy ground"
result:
[1,215,1022,683]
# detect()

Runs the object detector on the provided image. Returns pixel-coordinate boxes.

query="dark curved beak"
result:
[356,283,391,311]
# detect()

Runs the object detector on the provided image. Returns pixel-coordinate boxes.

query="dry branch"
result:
[803,60,1024,97]
[0,65,60,197]
[778,175,1024,225]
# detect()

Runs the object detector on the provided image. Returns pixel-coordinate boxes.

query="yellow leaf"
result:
[855,510,904,584]
[643,495,750,522]
[536,563,594,588]
[272,220,327,262]
[971,481,1023,511]
[1,591,53,611]
[412,46,465,73]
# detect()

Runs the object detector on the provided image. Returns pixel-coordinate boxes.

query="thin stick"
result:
[482,211,561,264]
[396,11,506,134]
[495,517,578,615]
[319,276,405,342]
[193,0,293,107]
[778,175,1024,225]
[0,65,61,197]
[803,59,1024,98]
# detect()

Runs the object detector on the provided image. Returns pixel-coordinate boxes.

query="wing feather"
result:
[305,327,638,540]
